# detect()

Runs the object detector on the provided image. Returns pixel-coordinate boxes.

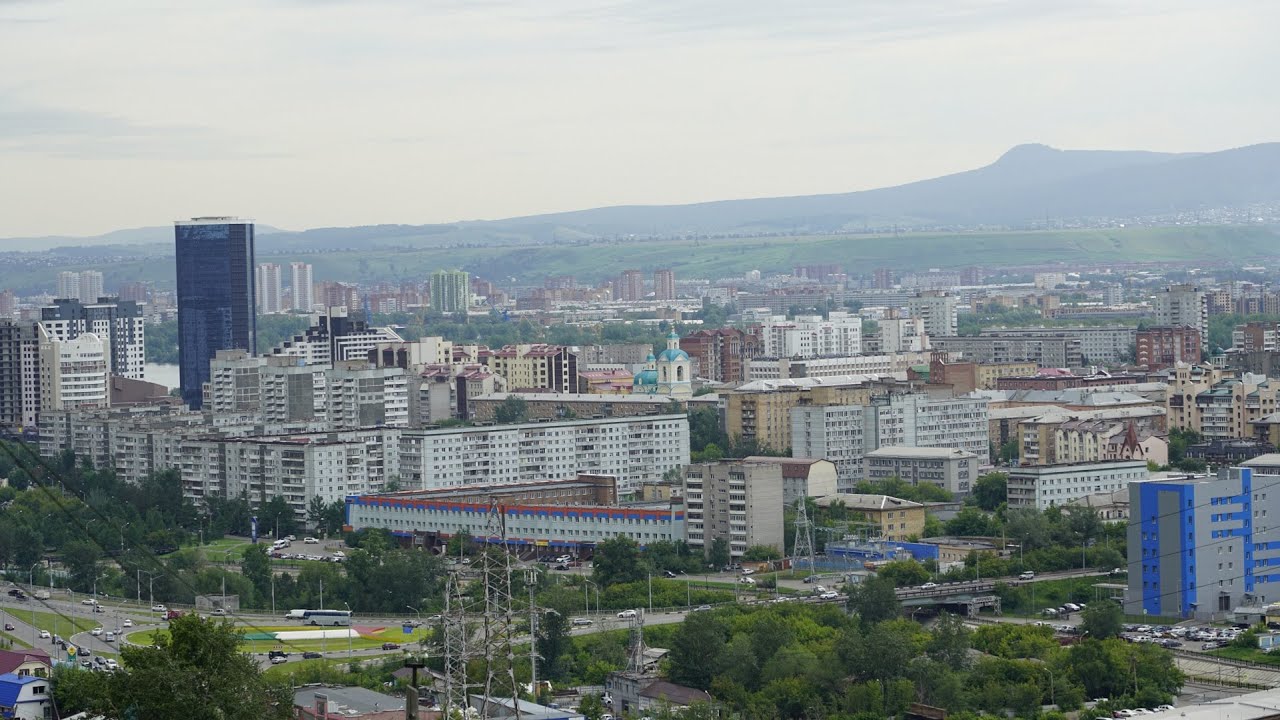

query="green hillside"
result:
[2,225,1275,292]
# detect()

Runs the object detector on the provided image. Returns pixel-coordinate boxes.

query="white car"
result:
[616,609,637,619]
[210,608,226,616]
[741,568,755,575]
[739,576,756,585]
[270,655,288,665]
[820,591,840,600]
[304,537,319,544]
[105,658,118,670]
[81,598,98,606]
[122,619,133,628]
[151,604,167,613]
[920,582,938,589]
[39,630,50,639]
[91,627,103,636]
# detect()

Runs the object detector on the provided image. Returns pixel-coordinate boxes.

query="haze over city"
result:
[1,0,1278,237]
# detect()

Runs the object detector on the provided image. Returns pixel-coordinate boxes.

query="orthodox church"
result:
[633,331,692,399]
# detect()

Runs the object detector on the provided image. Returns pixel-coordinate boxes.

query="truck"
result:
[165,610,185,621]
[33,590,50,600]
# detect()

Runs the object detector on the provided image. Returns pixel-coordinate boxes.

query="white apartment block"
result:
[878,317,931,353]
[1153,284,1208,347]
[326,361,410,429]
[791,392,990,492]
[1007,459,1148,510]
[37,327,108,413]
[755,311,862,358]
[397,413,690,494]
[684,460,785,559]
[745,351,940,381]
[291,262,315,312]
[907,291,958,338]
[863,446,980,495]
[256,263,284,314]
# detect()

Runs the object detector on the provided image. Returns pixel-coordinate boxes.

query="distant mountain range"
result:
[6,142,1278,251]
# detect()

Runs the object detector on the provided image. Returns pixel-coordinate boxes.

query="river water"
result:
[143,363,181,390]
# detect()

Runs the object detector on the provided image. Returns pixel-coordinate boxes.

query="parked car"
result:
[304,537,319,544]
[617,609,637,619]
[303,651,323,659]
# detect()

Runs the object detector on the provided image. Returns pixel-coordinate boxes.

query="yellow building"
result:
[723,378,884,453]
[1166,363,1228,432]
[814,493,925,541]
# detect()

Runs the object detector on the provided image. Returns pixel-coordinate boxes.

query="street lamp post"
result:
[343,602,353,659]
[140,571,157,608]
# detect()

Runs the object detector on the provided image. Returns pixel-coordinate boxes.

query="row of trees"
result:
[654,581,1182,719]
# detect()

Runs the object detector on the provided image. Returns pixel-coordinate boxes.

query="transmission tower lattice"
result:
[480,497,521,717]
[624,609,647,674]
[793,497,817,576]
[441,571,472,717]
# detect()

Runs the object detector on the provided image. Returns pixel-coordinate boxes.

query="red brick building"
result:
[1135,325,1201,370]
[680,328,760,384]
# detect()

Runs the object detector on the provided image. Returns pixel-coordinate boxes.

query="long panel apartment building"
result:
[398,413,689,493]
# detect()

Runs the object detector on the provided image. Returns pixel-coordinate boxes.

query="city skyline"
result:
[0,0,1276,236]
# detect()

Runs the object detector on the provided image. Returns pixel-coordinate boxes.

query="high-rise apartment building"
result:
[1136,326,1202,370]
[872,268,893,290]
[37,325,109,413]
[683,460,785,560]
[174,217,257,409]
[0,320,36,430]
[680,328,760,383]
[290,262,314,312]
[117,282,151,304]
[430,269,470,313]
[0,290,15,320]
[326,361,410,429]
[878,317,931,353]
[78,271,104,304]
[618,270,644,302]
[316,281,360,312]
[256,263,284,314]
[1153,285,1208,349]
[57,272,80,301]
[39,298,146,379]
[907,291,958,338]
[653,269,676,302]
[269,310,403,366]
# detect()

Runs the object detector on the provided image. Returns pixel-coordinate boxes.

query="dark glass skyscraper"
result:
[175,217,256,409]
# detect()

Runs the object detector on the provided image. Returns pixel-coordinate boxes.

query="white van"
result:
[284,609,307,620]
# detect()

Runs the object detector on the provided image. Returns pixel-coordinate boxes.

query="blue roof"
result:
[0,673,39,708]
[657,348,689,362]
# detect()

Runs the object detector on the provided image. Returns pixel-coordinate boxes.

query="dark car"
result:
[267,650,288,660]
[77,647,90,657]
[381,642,401,650]
[302,651,323,659]
[2,623,13,631]
[663,570,677,578]
[4,589,18,597]
[553,564,569,571]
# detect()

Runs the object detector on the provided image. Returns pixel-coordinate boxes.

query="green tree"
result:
[972,472,1008,511]
[668,611,728,689]
[259,496,297,539]
[240,544,272,607]
[927,612,972,669]
[945,507,1001,537]
[536,609,571,680]
[62,539,103,592]
[742,545,781,562]
[306,496,326,533]
[593,536,645,586]
[494,395,529,423]
[708,537,731,570]
[1081,601,1123,639]
[577,693,606,720]
[77,614,291,719]
[846,575,901,628]
[876,560,930,588]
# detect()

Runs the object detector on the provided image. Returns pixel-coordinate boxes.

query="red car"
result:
[165,610,184,621]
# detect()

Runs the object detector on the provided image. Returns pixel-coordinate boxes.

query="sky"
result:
[0,0,1276,238]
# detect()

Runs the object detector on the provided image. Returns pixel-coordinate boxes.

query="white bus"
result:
[301,609,352,626]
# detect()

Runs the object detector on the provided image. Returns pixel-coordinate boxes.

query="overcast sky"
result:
[0,0,1275,237]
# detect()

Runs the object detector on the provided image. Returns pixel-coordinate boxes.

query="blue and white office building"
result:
[1127,466,1280,619]
[175,217,256,409]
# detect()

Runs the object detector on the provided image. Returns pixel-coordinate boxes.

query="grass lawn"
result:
[1210,645,1280,667]
[261,652,400,681]
[14,609,100,638]
[199,538,254,563]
